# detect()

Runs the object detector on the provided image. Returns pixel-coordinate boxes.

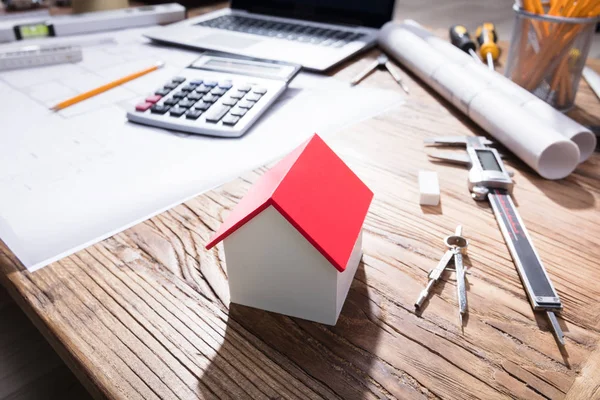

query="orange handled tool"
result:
[475,23,500,71]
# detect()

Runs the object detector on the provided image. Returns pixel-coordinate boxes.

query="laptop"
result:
[145,0,396,71]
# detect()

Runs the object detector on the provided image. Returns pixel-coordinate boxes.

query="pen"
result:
[50,61,164,111]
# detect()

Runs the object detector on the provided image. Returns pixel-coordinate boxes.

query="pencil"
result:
[50,61,165,111]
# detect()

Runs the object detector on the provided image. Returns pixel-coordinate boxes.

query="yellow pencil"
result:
[50,61,165,111]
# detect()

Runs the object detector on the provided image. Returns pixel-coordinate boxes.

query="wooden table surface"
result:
[2,9,600,400]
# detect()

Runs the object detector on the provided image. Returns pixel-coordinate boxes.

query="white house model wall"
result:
[224,205,362,325]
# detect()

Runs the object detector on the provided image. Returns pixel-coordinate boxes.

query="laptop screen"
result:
[231,0,396,28]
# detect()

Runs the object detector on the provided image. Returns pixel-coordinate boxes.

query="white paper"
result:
[378,20,596,179]
[0,28,404,271]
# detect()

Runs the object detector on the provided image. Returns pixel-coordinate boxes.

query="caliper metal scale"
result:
[425,136,565,346]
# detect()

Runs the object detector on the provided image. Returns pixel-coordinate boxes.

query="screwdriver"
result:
[475,22,500,71]
[449,25,482,63]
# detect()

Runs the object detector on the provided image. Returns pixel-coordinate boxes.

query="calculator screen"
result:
[190,54,300,81]
[203,58,283,76]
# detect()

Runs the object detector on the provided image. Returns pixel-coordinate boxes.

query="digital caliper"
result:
[425,136,565,345]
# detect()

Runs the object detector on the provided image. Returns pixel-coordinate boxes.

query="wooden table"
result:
[2,12,600,400]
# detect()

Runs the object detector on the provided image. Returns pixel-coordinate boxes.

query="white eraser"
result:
[419,171,440,206]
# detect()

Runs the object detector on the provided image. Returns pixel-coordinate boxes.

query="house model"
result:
[206,134,373,325]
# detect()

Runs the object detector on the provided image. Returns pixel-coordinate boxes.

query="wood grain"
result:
[1,30,600,400]
[565,347,600,400]
[0,285,91,400]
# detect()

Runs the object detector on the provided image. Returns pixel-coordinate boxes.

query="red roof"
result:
[205,134,373,272]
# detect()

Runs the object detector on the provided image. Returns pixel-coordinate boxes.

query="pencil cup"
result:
[505,6,598,111]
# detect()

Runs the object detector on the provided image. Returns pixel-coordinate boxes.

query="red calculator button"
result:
[135,102,153,112]
[145,95,162,104]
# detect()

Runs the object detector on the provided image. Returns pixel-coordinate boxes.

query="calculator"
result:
[126,53,300,137]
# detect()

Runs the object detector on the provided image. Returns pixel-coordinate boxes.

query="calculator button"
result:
[203,80,218,87]
[194,101,211,111]
[178,99,196,108]
[155,88,171,96]
[222,97,238,106]
[181,85,196,92]
[172,76,186,83]
[230,90,245,99]
[190,79,203,85]
[238,100,256,109]
[252,87,267,95]
[202,93,218,103]
[145,95,162,104]
[135,102,153,112]
[211,87,227,96]
[205,105,231,123]
[218,81,233,89]
[163,97,179,106]
[150,104,170,114]
[172,91,187,99]
[245,93,262,102]
[230,107,247,117]
[186,109,203,120]
[237,85,251,92]
[187,92,203,101]
[222,114,240,126]
[164,82,179,90]
[195,85,210,94]
[169,107,186,117]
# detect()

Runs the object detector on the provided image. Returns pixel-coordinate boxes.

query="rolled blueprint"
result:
[378,20,596,179]
[397,20,596,163]
[463,61,597,162]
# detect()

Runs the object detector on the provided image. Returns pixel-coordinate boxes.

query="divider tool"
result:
[415,225,469,325]
[445,226,469,324]
[351,53,409,93]
[425,136,565,346]
[415,246,453,309]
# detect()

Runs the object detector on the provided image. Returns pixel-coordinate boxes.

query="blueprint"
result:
[0,27,405,271]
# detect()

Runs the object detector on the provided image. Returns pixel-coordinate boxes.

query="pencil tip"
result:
[156,61,165,68]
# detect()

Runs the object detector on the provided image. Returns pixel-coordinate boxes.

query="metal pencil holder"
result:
[505,5,598,111]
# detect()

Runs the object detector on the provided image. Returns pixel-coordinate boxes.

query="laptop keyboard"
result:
[195,15,365,47]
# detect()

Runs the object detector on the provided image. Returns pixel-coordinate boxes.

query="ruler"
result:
[0,44,82,71]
